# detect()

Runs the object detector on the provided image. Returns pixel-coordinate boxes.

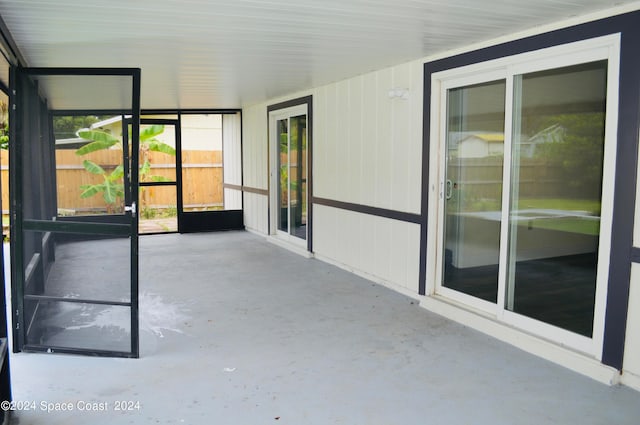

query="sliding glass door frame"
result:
[268,103,309,247]
[431,35,621,357]
[138,117,181,234]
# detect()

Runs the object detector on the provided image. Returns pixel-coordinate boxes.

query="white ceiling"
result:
[0,0,638,110]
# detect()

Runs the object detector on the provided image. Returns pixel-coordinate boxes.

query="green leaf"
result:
[82,159,105,175]
[76,140,119,155]
[140,125,164,141]
[108,164,125,181]
[79,184,102,199]
[150,175,171,182]
[102,179,118,204]
[140,159,151,176]
[147,139,176,155]
[75,130,119,155]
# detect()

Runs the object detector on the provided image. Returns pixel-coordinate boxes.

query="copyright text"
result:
[1,400,141,412]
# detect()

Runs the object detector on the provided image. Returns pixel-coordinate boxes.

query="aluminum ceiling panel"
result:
[31,74,133,111]
[0,0,637,109]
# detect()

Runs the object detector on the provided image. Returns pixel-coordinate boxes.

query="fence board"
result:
[28,149,224,214]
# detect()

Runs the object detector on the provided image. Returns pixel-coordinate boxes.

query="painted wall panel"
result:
[623,264,640,381]
[325,84,339,200]
[361,72,379,208]
[251,61,424,214]
[241,104,269,233]
[241,58,424,292]
[358,209,377,276]
[314,86,328,197]
[222,112,242,186]
[374,68,394,210]
[224,188,242,210]
[335,80,350,203]
[312,204,420,292]
[348,77,363,204]
[242,104,268,191]
[243,191,268,233]
[390,64,411,212]
[408,60,425,214]
[373,213,393,283]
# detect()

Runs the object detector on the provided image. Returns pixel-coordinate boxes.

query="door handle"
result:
[446,180,453,200]
[124,202,137,217]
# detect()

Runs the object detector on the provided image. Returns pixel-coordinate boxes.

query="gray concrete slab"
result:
[6,231,640,424]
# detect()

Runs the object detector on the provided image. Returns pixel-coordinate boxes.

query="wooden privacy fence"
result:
[1,152,597,215]
[447,157,600,205]
[1,150,8,214]
[1,149,224,214]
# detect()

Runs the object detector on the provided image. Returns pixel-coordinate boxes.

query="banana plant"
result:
[0,101,8,150]
[75,124,175,207]
[79,161,125,204]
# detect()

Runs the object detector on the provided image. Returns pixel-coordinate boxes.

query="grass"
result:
[461,197,601,236]
[523,216,600,236]
[465,197,600,215]
[141,206,178,220]
[516,198,600,215]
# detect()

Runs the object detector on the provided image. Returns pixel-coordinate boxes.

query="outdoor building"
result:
[0,1,640,424]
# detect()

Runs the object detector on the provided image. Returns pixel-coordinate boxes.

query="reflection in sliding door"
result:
[270,103,309,245]
[289,115,307,240]
[506,61,607,337]
[277,118,289,234]
[443,80,506,303]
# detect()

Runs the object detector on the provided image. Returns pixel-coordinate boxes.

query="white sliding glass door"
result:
[433,35,620,356]
[269,104,308,245]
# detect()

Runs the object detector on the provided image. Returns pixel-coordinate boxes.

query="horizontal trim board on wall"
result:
[312,197,421,224]
[234,185,268,196]
[631,247,640,263]
[23,219,131,235]
[266,96,313,113]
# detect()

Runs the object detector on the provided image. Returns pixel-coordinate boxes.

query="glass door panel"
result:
[271,105,308,245]
[139,185,178,233]
[139,123,177,184]
[54,114,127,216]
[138,121,178,234]
[442,80,506,303]
[506,61,607,337]
[277,118,289,233]
[289,115,307,240]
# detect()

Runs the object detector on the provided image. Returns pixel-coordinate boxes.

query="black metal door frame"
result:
[139,117,182,234]
[9,67,141,358]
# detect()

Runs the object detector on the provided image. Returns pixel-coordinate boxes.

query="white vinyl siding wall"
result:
[242,60,423,293]
[622,142,640,389]
[222,113,242,209]
[242,105,269,233]
[623,264,640,389]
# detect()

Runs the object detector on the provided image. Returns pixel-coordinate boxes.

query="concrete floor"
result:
[5,231,640,424]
